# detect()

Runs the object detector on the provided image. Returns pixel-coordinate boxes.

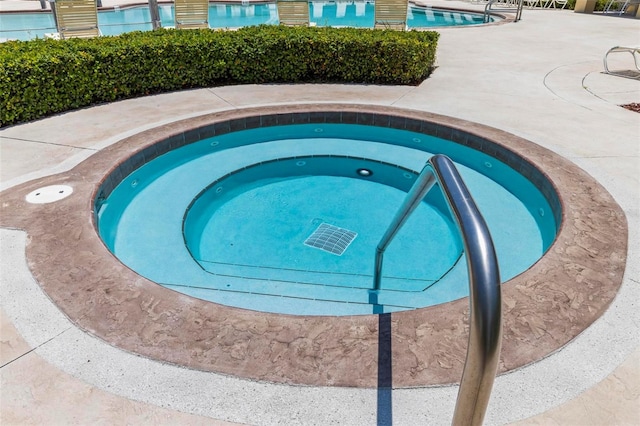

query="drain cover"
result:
[304,223,357,256]
[25,185,73,204]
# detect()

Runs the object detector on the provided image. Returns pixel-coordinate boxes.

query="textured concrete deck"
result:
[1,1,639,425]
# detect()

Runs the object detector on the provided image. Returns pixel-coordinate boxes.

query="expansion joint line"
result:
[543,61,601,111]
[0,136,100,151]
[205,88,239,109]
[389,86,420,106]
[0,326,73,369]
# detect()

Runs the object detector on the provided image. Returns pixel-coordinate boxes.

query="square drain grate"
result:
[304,223,357,256]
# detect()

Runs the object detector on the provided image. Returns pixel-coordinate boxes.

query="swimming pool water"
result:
[97,123,556,316]
[0,2,493,41]
[184,156,462,291]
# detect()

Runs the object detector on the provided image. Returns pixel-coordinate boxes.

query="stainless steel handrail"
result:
[483,0,525,22]
[373,154,502,425]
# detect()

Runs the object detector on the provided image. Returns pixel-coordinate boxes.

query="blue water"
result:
[97,124,557,316]
[184,157,462,290]
[1,2,492,41]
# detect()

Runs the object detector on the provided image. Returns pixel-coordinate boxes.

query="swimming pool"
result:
[96,122,557,316]
[0,2,495,41]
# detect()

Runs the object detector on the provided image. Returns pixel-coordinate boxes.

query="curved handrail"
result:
[373,154,502,425]
[484,0,525,22]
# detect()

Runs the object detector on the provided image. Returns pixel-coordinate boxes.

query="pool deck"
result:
[1,1,639,425]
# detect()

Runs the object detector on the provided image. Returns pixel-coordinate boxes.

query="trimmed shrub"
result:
[0,26,439,127]
[566,0,613,9]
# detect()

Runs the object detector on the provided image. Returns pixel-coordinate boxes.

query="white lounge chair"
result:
[545,0,568,9]
[604,0,640,14]
[523,0,544,8]
[175,0,209,29]
[374,0,408,30]
[277,0,310,26]
[52,0,100,39]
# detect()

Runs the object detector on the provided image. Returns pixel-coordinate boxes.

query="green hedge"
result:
[565,0,614,9]
[0,26,439,127]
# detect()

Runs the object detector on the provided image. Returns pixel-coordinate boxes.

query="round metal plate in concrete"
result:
[25,185,73,204]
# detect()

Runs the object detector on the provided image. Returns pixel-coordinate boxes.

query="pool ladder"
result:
[483,0,526,22]
[373,154,502,425]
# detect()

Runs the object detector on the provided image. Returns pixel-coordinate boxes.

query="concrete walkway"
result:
[1,2,639,425]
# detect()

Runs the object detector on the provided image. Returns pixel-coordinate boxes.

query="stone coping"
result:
[0,104,626,388]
